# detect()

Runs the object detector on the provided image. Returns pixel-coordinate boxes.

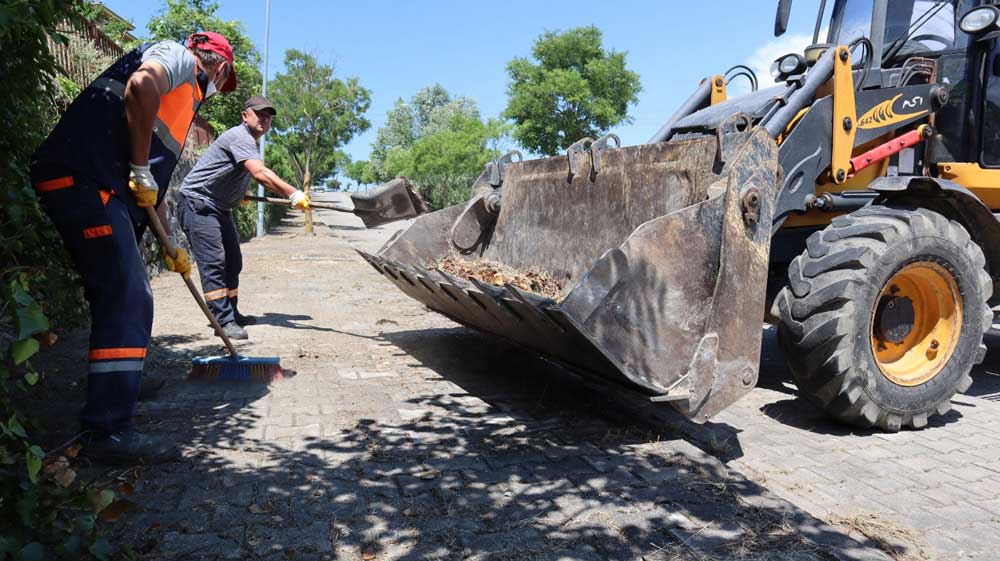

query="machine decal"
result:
[857,94,928,130]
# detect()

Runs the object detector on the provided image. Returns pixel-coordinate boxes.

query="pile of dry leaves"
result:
[435,256,563,301]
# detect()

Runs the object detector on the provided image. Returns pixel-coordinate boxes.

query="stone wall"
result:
[140,118,213,276]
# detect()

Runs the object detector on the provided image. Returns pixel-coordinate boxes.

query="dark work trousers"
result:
[177,193,242,326]
[30,166,152,436]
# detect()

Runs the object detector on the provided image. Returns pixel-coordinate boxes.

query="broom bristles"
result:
[188,355,284,383]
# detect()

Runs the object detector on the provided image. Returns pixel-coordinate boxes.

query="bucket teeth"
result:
[503,284,566,334]
[359,250,619,381]
[468,279,525,321]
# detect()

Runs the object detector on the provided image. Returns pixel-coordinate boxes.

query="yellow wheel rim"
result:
[870,261,962,386]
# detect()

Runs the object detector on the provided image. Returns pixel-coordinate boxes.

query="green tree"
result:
[146,0,263,133]
[504,26,641,156]
[78,2,138,49]
[368,84,480,182]
[343,159,378,189]
[385,115,509,209]
[268,49,371,234]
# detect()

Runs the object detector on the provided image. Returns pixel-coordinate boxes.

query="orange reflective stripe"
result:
[35,176,74,193]
[89,347,147,360]
[227,288,239,298]
[157,83,197,145]
[99,190,112,206]
[204,288,227,301]
[83,225,112,239]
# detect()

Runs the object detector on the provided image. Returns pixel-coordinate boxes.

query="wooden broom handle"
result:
[145,207,239,357]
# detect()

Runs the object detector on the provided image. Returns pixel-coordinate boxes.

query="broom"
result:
[145,207,284,383]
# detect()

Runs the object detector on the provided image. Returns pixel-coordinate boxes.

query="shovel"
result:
[245,177,428,228]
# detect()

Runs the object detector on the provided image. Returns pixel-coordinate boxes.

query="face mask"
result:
[196,68,219,99]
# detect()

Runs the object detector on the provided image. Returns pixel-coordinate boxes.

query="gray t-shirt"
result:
[180,124,261,210]
[142,41,195,92]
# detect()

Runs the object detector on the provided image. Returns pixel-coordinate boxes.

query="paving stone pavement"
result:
[667,329,1000,561]
[32,195,989,560]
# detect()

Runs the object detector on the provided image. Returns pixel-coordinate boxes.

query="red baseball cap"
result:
[187,31,237,92]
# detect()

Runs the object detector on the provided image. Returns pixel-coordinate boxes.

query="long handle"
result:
[145,207,239,357]
[243,195,353,212]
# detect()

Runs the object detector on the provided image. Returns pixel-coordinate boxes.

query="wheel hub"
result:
[876,296,915,343]
[870,261,962,387]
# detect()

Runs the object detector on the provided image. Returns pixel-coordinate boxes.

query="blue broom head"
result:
[190,355,282,382]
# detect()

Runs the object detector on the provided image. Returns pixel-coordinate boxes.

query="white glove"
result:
[128,163,158,207]
[288,189,310,210]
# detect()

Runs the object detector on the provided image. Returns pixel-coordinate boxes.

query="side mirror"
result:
[775,0,793,37]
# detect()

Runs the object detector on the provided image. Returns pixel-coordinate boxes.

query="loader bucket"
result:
[360,128,780,422]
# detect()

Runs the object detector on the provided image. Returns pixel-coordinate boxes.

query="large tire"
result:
[776,206,992,431]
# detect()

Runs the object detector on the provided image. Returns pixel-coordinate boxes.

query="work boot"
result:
[81,429,180,465]
[234,311,256,326]
[138,376,165,401]
[222,321,249,340]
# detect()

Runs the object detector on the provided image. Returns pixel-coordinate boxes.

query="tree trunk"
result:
[303,169,313,235]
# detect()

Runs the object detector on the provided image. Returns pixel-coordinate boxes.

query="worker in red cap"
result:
[29,31,238,465]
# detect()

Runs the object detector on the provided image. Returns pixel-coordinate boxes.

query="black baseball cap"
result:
[244,95,276,115]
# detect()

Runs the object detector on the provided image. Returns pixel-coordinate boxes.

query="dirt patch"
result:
[435,256,563,301]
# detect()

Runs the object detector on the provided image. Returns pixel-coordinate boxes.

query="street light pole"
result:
[256,0,271,238]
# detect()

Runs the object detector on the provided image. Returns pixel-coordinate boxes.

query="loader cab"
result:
[801,0,987,168]
[772,0,1000,199]
[827,0,971,61]
[981,37,1000,166]
[786,0,974,62]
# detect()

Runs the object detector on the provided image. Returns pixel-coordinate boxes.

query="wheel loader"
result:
[360,0,1000,431]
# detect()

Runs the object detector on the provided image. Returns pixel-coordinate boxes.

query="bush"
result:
[1,2,131,559]
[0,4,89,334]
[232,189,288,242]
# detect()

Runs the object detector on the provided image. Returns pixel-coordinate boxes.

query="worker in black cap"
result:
[177,95,308,339]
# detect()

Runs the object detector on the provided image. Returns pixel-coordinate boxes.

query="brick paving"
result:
[34,195,989,560]
[677,333,1000,561]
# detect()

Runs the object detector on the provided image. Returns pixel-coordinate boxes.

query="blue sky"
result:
[104,1,824,165]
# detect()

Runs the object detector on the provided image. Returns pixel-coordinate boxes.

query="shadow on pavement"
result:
[966,333,1000,401]
[253,312,342,333]
[322,222,366,232]
[366,326,892,560]
[24,331,273,455]
[26,323,893,559]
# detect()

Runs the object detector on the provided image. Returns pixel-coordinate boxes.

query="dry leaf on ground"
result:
[43,456,76,488]
[248,503,273,514]
[98,499,136,523]
[414,467,440,480]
